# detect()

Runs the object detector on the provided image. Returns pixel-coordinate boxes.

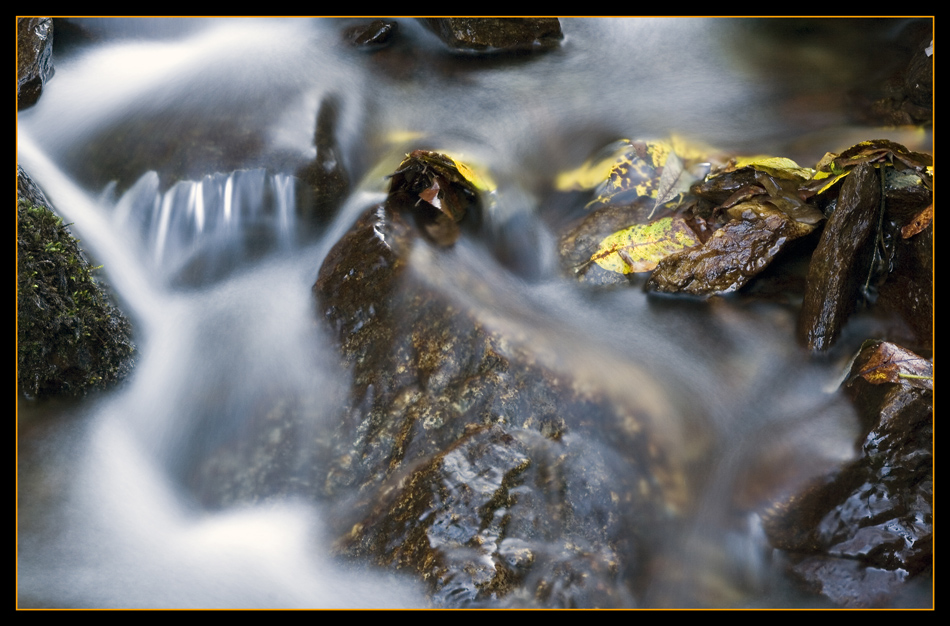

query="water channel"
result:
[17,18,931,608]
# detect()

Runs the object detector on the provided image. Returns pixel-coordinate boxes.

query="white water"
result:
[18,18,922,608]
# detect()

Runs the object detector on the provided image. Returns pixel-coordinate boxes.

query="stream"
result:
[17,18,929,608]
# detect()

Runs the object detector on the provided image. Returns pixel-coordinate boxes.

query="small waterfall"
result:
[18,128,429,610]
[115,169,298,286]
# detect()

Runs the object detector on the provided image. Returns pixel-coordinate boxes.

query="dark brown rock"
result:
[17,18,54,111]
[387,150,481,247]
[797,162,881,351]
[873,166,933,354]
[877,223,932,354]
[422,18,562,53]
[296,95,350,230]
[343,20,398,49]
[334,424,638,607]
[863,28,933,127]
[762,343,932,607]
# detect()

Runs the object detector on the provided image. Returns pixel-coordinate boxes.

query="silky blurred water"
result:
[17,18,926,608]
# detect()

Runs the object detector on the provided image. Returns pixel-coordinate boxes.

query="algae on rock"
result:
[17,185,134,398]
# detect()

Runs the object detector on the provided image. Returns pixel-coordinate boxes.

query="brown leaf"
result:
[851,341,933,390]
[646,204,815,296]
[901,203,933,239]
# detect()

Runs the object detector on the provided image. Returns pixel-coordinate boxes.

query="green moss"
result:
[17,197,134,398]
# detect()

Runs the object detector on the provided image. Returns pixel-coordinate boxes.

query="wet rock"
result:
[335,424,636,607]
[17,164,52,208]
[422,18,563,53]
[65,109,272,195]
[882,166,932,222]
[314,200,691,607]
[795,140,931,351]
[17,18,55,111]
[873,167,933,354]
[296,96,351,231]
[876,221,932,354]
[762,342,932,607]
[859,21,932,127]
[797,162,881,351]
[388,150,483,247]
[343,20,398,49]
[17,168,135,399]
[646,203,815,296]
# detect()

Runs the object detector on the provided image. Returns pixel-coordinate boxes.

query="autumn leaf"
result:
[731,156,814,181]
[802,139,933,200]
[646,204,816,296]
[650,151,709,218]
[587,217,701,274]
[851,340,933,390]
[902,203,933,238]
[555,139,672,206]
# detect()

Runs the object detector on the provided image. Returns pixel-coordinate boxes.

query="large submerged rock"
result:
[313,190,697,606]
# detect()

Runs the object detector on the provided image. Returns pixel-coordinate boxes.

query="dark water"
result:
[17,18,928,608]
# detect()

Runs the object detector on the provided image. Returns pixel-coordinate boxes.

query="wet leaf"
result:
[588,216,701,274]
[650,151,708,217]
[555,139,636,192]
[646,204,815,296]
[834,139,933,171]
[850,341,932,390]
[555,139,671,206]
[701,155,813,209]
[693,168,760,205]
[557,136,716,214]
[653,150,685,212]
[731,156,814,181]
[807,171,849,196]
[901,203,933,238]
[801,139,933,200]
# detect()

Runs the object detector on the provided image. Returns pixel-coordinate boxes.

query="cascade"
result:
[17,18,930,608]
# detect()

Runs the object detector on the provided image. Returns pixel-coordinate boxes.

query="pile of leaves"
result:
[558,138,933,354]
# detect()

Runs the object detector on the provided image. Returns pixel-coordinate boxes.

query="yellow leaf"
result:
[555,139,635,192]
[814,171,849,195]
[589,217,701,274]
[448,155,496,193]
[556,139,676,208]
[732,156,814,181]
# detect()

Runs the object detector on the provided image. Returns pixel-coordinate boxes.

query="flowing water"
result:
[17,18,928,608]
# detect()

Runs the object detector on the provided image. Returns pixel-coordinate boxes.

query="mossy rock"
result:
[17,196,134,398]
